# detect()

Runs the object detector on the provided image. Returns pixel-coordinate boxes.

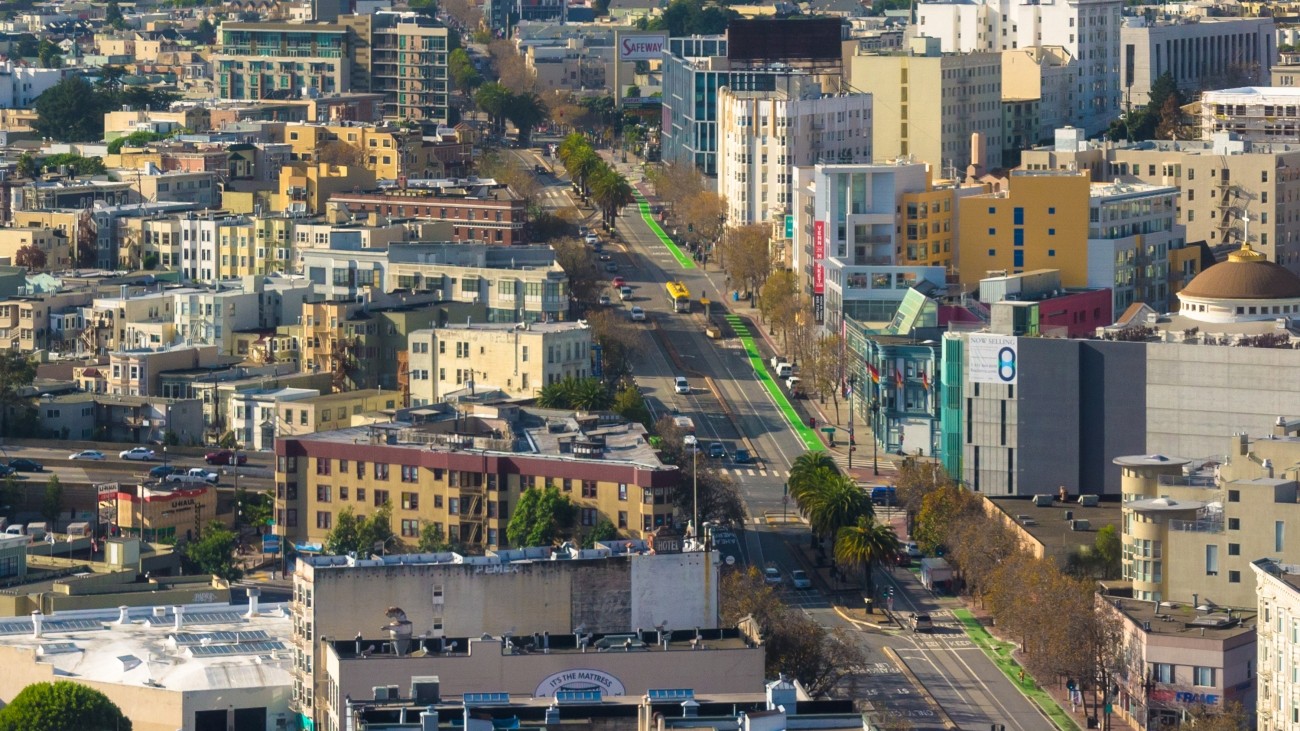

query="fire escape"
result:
[453,467,485,546]
[327,333,360,392]
[1215,171,1244,247]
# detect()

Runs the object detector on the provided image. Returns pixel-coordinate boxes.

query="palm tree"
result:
[835,516,901,603]
[589,166,634,228]
[570,377,612,411]
[537,379,576,408]
[556,132,590,168]
[788,452,838,499]
[504,92,547,146]
[474,82,511,134]
[802,473,873,541]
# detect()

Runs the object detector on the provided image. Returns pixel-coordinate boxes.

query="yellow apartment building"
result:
[274,407,679,549]
[284,122,447,181]
[279,162,376,216]
[251,215,294,276]
[900,184,957,270]
[0,227,72,270]
[277,388,401,437]
[957,173,1092,286]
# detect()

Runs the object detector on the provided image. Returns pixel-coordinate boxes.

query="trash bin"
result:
[732,291,739,302]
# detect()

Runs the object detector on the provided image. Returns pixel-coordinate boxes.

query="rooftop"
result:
[429,321,590,334]
[302,539,688,571]
[1253,557,1300,594]
[1204,86,1300,99]
[1103,595,1257,641]
[331,626,751,662]
[987,494,1121,560]
[0,602,291,692]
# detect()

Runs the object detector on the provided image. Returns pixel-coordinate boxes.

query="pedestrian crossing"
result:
[720,467,788,478]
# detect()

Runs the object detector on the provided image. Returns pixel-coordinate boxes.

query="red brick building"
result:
[329,182,528,245]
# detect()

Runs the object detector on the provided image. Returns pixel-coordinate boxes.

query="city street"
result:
[531,152,1056,731]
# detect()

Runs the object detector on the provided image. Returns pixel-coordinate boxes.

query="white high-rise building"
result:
[915,0,1123,134]
[717,76,873,226]
[1253,558,1300,731]
[0,62,66,109]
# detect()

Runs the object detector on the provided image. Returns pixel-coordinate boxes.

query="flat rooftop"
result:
[0,603,291,692]
[302,539,688,570]
[1105,595,1257,640]
[988,495,1121,559]
[331,626,750,661]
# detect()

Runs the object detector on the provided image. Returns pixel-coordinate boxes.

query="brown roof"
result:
[1179,248,1300,301]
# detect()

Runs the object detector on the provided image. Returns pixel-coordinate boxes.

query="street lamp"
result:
[848,375,857,469]
[869,399,880,476]
[691,443,698,548]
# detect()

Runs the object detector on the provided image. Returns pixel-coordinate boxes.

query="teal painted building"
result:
[843,315,942,459]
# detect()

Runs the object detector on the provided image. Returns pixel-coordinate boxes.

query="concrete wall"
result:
[1145,343,1300,461]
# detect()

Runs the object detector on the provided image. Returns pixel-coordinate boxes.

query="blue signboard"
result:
[262,534,282,554]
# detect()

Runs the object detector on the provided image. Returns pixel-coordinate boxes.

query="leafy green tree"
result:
[589,165,634,228]
[324,503,396,555]
[34,77,110,142]
[506,486,575,547]
[182,520,243,581]
[14,152,36,179]
[834,516,900,606]
[107,130,166,154]
[36,39,60,69]
[504,91,547,146]
[644,0,736,35]
[449,48,483,92]
[582,518,619,548]
[105,0,125,29]
[417,521,453,552]
[0,351,35,439]
[39,475,61,524]
[195,18,216,44]
[14,245,45,270]
[40,153,107,176]
[800,473,872,541]
[536,377,611,411]
[611,384,651,428]
[1093,524,1121,579]
[217,431,240,449]
[474,82,512,133]
[242,491,274,532]
[0,681,131,731]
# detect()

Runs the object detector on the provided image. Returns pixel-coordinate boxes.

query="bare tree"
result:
[719,224,772,300]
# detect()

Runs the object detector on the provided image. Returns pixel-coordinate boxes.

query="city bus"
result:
[665,281,691,313]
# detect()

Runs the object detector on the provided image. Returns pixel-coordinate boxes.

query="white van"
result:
[775,363,793,378]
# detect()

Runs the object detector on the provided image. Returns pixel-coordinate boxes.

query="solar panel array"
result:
[171,630,271,646]
[646,689,695,702]
[147,611,246,627]
[189,640,285,657]
[555,690,602,704]
[0,619,104,636]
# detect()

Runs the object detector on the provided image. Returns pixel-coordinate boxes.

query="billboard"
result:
[812,220,826,294]
[727,18,844,64]
[968,333,1018,385]
[813,293,824,323]
[813,262,825,294]
[618,33,667,61]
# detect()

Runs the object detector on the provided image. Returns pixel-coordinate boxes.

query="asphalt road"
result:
[548,157,1054,731]
[0,443,275,491]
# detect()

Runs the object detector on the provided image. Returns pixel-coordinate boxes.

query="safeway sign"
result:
[619,34,667,61]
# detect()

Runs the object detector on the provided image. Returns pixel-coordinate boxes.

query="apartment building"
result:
[0,61,66,108]
[716,75,872,226]
[525,40,628,95]
[1120,15,1274,107]
[0,226,72,270]
[283,122,459,181]
[291,219,414,270]
[107,343,223,397]
[279,162,378,216]
[661,36,827,176]
[914,0,1122,134]
[328,179,526,244]
[174,288,262,355]
[214,22,354,100]
[958,172,1182,313]
[407,321,593,405]
[230,387,320,450]
[1002,46,1075,144]
[790,162,948,331]
[1022,128,1300,272]
[82,287,182,355]
[128,167,219,208]
[273,407,679,551]
[386,244,569,323]
[367,12,450,125]
[0,291,93,353]
[36,392,204,445]
[848,40,1003,173]
[1253,558,1300,731]
[290,547,716,729]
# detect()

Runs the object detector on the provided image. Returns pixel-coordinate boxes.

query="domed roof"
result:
[1180,243,1300,300]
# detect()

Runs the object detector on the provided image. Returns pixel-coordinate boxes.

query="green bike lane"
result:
[722,314,824,452]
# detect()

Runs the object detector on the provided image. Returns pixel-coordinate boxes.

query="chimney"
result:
[116,605,130,625]
[173,605,184,631]
[31,610,42,638]
[245,587,261,618]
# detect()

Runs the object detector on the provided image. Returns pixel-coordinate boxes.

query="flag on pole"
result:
[894,367,904,389]
[921,371,930,390]
[867,363,880,384]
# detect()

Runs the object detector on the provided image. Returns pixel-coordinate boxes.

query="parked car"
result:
[707,442,726,459]
[584,234,600,246]
[763,565,783,586]
[68,450,106,461]
[166,468,219,485]
[619,286,634,301]
[611,276,626,288]
[598,295,612,306]
[790,569,812,590]
[902,541,923,559]
[909,613,934,633]
[7,459,42,472]
[119,447,156,461]
[629,306,646,321]
[598,253,612,261]
[149,465,182,479]
[534,164,548,175]
[674,376,690,394]
[204,450,247,466]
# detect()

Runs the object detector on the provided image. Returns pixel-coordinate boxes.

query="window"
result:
[356,488,366,502]
[618,484,627,501]
[316,459,331,476]
[1152,663,1173,683]
[316,511,332,530]
[1205,544,1219,576]
[402,492,419,510]
[316,485,331,503]
[401,519,419,537]
[339,486,348,500]
[1228,490,1240,502]
[582,480,597,498]
[1229,570,1241,583]
[618,510,627,528]
[374,463,390,481]
[401,465,418,483]
[1228,517,1240,530]
[580,507,597,526]
[1278,521,1286,552]
[434,495,443,508]
[449,498,460,515]
[373,489,389,507]
[1228,543,1240,556]
[1193,667,1216,687]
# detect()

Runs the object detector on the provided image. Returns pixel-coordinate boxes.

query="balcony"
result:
[1168,518,1224,533]
[1157,474,1218,489]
